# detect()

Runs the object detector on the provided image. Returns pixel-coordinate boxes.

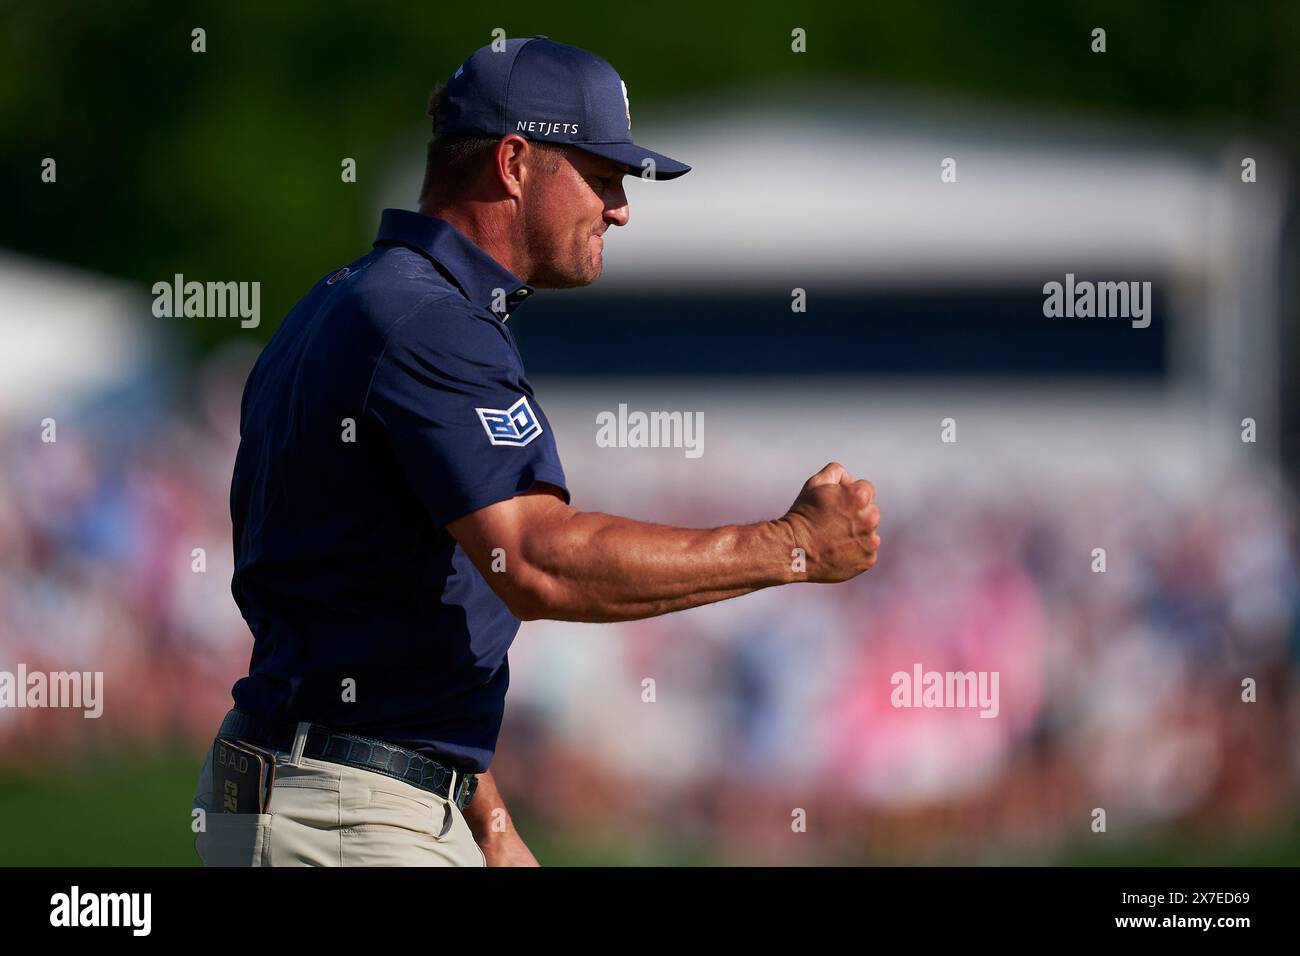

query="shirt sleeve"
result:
[364,304,569,526]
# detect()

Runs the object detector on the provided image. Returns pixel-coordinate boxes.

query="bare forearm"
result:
[463,769,539,865]
[449,463,881,624]
[464,770,517,846]
[519,512,797,622]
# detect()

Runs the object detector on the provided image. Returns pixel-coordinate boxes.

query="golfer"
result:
[191,35,880,867]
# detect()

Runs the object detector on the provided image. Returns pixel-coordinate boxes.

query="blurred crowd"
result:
[1,352,1297,864]
[503,469,1300,862]
[0,349,253,759]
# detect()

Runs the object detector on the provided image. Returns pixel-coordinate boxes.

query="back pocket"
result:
[198,812,273,867]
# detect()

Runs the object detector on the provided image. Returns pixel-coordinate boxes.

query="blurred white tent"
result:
[0,252,152,418]
[381,86,1292,478]
[607,91,1290,447]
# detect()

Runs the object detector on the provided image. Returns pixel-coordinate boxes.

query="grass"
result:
[1,749,1295,866]
[0,746,207,866]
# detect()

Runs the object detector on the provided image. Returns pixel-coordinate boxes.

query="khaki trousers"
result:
[191,719,485,867]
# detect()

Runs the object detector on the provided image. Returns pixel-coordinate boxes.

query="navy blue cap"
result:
[440,36,690,181]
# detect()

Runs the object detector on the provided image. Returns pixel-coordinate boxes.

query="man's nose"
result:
[605,184,631,227]
[603,177,631,227]
[605,196,630,228]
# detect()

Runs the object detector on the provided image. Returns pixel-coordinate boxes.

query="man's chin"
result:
[532,261,602,290]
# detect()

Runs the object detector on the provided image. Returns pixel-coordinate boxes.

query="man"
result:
[192,35,880,867]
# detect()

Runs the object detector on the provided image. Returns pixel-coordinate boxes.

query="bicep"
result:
[446,481,572,582]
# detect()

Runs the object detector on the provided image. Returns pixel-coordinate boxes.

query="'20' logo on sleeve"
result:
[476,396,543,447]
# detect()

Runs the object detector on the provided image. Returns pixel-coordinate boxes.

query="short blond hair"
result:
[419,84,566,203]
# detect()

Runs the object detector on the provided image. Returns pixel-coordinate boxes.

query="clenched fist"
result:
[779,462,881,582]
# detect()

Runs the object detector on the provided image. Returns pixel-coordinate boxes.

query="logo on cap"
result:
[620,80,631,130]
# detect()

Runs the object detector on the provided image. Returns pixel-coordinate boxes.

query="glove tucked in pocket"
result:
[196,736,278,866]
[212,737,276,812]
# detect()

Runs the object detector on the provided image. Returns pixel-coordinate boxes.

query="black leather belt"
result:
[218,709,477,810]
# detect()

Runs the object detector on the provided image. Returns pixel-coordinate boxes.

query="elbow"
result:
[500,569,557,622]
[509,596,546,622]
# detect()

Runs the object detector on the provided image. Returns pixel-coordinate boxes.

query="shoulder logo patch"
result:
[476,396,543,447]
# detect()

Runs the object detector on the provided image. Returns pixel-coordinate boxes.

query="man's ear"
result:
[496,135,529,197]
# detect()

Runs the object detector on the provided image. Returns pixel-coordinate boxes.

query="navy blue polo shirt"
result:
[228,208,568,773]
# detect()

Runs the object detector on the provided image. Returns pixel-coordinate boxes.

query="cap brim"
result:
[571,142,691,180]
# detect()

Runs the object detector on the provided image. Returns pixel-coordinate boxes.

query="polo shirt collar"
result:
[374,208,535,318]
